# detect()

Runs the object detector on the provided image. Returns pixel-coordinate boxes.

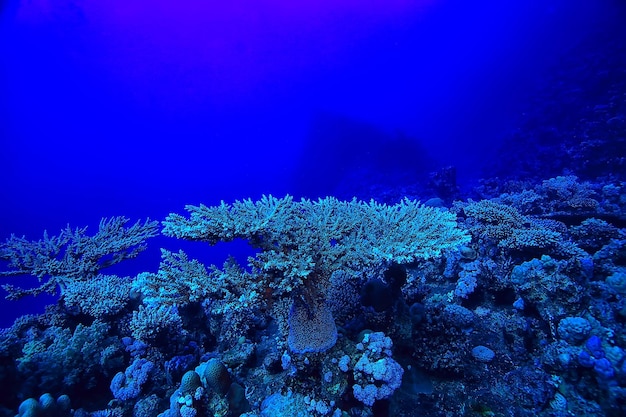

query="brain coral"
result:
[196,358,232,396]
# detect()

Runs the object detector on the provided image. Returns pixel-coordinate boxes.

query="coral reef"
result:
[0,186,625,417]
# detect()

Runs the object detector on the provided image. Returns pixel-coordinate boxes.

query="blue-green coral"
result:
[159,195,469,352]
[0,217,159,300]
[162,195,470,294]
[461,199,562,252]
[16,320,121,393]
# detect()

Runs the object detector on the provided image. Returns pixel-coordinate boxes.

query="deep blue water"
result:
[1,1,626,416]
[2,0,619,227]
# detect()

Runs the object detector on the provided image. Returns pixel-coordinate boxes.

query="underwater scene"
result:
[2,0,626,416]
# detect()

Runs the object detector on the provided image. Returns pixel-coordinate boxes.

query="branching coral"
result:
[63,274,132,317]
[132,249,216,308]
[497,175,601,216]
[0,217,159,300]
[131,249,267,346]
[16,320,121,392]
[461,200,562,252]
[130,304,184,343]
[162,195,470,296]
[161,195,469,352]
[159,196,469,352]
[132,249,264,310]
[538,175,598,212]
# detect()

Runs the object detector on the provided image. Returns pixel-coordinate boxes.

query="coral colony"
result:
[1,184,626,416]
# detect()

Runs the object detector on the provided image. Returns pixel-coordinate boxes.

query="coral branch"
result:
[0,217,159,300]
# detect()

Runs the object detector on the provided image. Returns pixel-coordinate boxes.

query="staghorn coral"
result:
[0,217,159,300]
[7,177,623,416]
